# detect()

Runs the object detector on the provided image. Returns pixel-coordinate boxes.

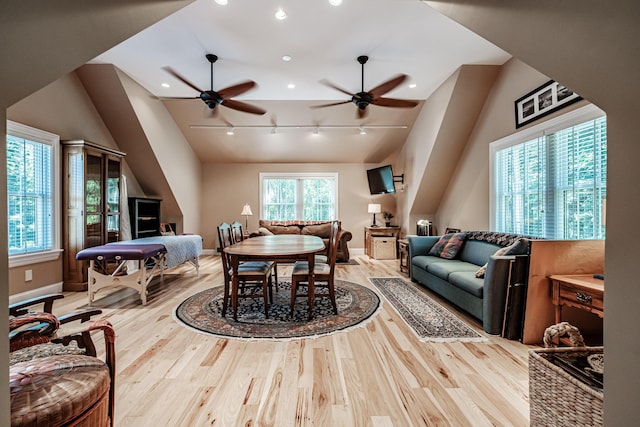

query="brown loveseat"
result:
[256,220,353,262]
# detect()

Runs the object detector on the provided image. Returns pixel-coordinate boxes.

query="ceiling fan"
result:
[162,54,266,115]
[313,55,418,119]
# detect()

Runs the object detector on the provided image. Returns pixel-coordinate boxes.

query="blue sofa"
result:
[408,231,530,335]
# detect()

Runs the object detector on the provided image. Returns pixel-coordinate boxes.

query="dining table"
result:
[223,234,326,320]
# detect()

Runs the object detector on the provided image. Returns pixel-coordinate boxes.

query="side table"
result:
[398,239,409,274]
[549,274,604,324]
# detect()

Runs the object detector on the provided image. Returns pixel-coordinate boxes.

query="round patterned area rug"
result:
[174,280,380,340]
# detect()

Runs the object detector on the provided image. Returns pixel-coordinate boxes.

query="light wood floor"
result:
[53,255,532,426]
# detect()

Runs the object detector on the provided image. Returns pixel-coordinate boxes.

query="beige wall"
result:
[437,58,589,232]
[428,1,640,423]
[118,69,201,233]
[6,72,144,296]
[200,163,398,251]
[0,1,196,421]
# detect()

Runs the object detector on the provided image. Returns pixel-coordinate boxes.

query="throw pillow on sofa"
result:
[428,232,467,259]
[475,238,529,278]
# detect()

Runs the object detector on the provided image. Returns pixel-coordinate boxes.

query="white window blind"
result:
[492,105,606,240]
[260,173,338,221]
[6,121,60,263]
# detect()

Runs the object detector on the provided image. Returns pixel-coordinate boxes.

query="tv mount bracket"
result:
[393,174,405,185]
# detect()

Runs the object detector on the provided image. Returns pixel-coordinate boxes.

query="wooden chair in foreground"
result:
[290,220,340,316]
[217,222,275,319]
[9,294,116,427]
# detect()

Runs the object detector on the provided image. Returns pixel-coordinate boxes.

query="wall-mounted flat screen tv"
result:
[367,164,395,195]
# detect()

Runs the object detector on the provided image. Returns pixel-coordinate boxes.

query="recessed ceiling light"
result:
[161,83,170,88]
[226,126,234,135]
[359,127,367,135]
[214,0,228,5]
[287,83,296,89]
[329,0,343,6]
[281,55,292,62]
[275,8,287,20]
[408,83,417,88]
[312,127,319,135]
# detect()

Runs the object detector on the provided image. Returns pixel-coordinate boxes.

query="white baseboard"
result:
[202,249,216,256]
[351,248,365,256]
[9,282,64,305]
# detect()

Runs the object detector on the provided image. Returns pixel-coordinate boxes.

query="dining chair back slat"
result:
[290,221,340,316]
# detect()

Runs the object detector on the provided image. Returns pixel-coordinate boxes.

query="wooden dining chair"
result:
[230,219,280,289]
[230,221,244,244]
[217,223,274,319]
[290,220,340,316]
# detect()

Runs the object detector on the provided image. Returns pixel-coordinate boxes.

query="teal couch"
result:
[408,231,530,335]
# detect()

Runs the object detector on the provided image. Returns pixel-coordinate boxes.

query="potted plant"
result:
[383,211,394,227]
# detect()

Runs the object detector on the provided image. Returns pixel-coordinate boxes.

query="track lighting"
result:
[190,124,408,132]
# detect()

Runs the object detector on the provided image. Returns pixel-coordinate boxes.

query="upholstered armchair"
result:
[9,294,116,427]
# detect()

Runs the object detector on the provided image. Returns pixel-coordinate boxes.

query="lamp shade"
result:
[367,203,381,214]
[241,204,253,216]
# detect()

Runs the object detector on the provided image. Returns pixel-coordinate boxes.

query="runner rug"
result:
[368,277,487,342]
[174,279,379,340]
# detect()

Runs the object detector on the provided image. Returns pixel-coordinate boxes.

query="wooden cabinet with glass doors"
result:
[62,140,125,291]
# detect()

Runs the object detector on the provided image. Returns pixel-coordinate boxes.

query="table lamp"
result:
[368,203,381,227]
[241,203,253,230]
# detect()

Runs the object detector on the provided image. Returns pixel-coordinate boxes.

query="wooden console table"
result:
[364,226,401,259]
[549,274,604,324]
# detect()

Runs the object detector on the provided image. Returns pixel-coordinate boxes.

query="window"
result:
[491,105,606,240]
[260,173,338,221]
[6,121,61,266]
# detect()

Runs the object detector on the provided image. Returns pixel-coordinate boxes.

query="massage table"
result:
[76,235,203,306]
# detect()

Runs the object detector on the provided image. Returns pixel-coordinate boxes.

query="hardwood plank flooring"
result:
[51,255,532,426]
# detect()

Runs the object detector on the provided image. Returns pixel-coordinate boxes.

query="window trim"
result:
[490,103,605,234]
[259,172,339,220]
[6,121,61,267]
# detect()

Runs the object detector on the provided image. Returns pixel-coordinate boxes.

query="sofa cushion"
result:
[258,227,274,235]
[263,224,301,235]
[427,232,467,259]
[474,246,510,278]
[457,239,502,266]
[301,223,332,238]
[448,271,484,298]
[475,238,530,278]
[411,255,444,271]
[426,260,479,281]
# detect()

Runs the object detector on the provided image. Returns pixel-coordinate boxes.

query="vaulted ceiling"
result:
[89,0,510,163]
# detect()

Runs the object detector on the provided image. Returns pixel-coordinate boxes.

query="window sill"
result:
[9,249,63,268]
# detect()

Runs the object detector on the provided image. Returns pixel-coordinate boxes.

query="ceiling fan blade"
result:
[221,99,267,115]
[368,74,409,98]
[310,100,352,109]
[218,80,257,99]
[157,96,200,100]
[163,67,204,94]
[372,97,419,108]
[319,79,356,97]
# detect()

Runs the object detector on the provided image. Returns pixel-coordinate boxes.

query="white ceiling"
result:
[90,0,510,163]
